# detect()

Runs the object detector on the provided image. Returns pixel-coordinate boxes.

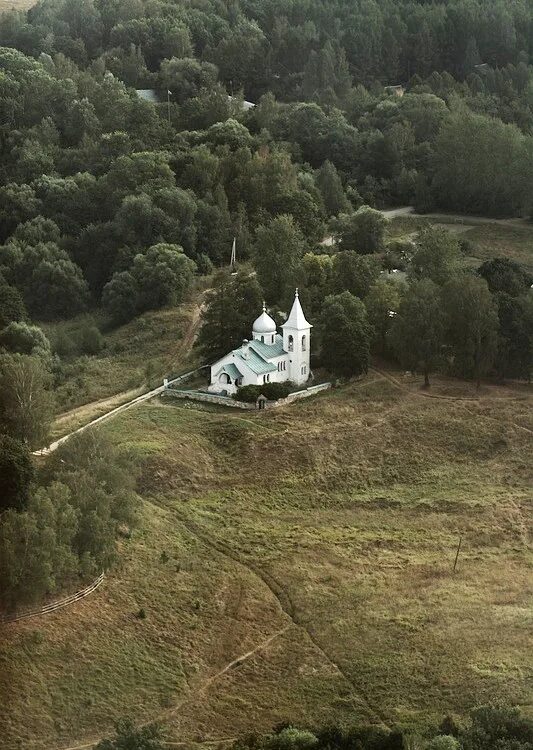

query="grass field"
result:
[43,296,205,424]
[0,0,34,10]
[387,216,533,273]
[1,371,531,750]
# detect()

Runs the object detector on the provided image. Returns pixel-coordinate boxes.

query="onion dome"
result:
[252,302,276,334]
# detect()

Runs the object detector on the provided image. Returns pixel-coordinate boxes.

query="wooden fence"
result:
[1,571,105,624]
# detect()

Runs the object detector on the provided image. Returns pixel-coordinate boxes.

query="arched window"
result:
[272,335,275,344]
[288,335,294,352]
[261,335,264,343]
[302,335,306,351]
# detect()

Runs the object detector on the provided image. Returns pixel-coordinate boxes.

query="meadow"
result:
[388,215,533,273]
[1,371,531,750]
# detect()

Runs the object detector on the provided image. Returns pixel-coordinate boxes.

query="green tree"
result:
[95,720,164,750]
[301,253,333,318]
[461,705,533,750]
[320,291,372,377]
[0,435,34,512]
[0,321,51,360]
[389,279,444,386]
[0,353,53,448]
[197,271,263,361]
[332,206,388,254]
[317,160,350,217]
[0,276,26,329]
[0,482,79,608]
[409,227,461,285]
[331,252,380,299]
[103,244,196,324]
[432,109,533,217]
[494,293,533,380]
[365,278,405,355]
[442,275,499,387]
[253,215,305,305]
[478,258,533,297]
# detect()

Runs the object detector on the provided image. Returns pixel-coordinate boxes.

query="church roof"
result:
[281,289,312,330]
[252,304,277,334]
[233,347,277,375]
[249,334,285,359]
[215,363,243,380]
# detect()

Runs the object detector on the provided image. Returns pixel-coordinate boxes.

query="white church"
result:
[208,290,312,396]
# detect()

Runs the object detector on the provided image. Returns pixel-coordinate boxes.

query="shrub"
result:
[235,381,292,402]
[234,384,262,402]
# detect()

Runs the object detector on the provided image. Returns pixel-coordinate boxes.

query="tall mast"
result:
[230,237,237,274]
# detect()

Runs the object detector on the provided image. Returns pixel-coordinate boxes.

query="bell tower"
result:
[282,289,312,385]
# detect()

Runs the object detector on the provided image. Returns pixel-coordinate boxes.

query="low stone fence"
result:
[1,572,105,624]
[280,382,331,404]
[163,382,331,410]
[163,389,256,409]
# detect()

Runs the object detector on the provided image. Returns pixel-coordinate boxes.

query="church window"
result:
[288,335,294,352]
[302,335,306,351]
[261,335,264,343]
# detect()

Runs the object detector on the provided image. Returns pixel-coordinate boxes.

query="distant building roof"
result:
[135,89,160,103]
[474,63,490,75]
[228,95,255,111]
[385,85,405,97]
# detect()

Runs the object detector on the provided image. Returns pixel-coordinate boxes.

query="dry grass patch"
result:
[2,373,531,748]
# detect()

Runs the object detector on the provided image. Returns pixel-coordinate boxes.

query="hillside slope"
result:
[1,373,531,749]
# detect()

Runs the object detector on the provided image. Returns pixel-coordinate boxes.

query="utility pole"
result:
[453,535,462,573]
[167,89,171,126]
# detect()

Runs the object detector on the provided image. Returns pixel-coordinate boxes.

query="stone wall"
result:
[162,389,256,409]
[163,382,331,410]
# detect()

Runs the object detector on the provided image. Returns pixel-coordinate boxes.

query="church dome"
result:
[252,304,276,334]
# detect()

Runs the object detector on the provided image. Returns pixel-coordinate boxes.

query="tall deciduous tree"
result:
[317,160,350,216]
[0,353,53,448]
[320,291,372,377]
[332,206,388,254]
[0,435,34,512]
[331,252,380,299]
[253,215,305,305]
[409,227,461,286]
[389,279,444,386]
[365,278,405,355]
[197,271,263,361]
[478,257,533,297]
[442,275,499,387]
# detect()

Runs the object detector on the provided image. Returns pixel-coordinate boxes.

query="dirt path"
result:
[383,206,531,227]
[54,626,291,750]
[171,510,389,729]
[41,295,209,456]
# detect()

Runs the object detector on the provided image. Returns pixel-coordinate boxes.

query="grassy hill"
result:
[1,371,531,750]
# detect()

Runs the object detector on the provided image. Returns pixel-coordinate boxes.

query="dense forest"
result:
[1,0,533,610]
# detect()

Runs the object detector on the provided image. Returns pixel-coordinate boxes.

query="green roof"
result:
[215,363,243,380]
[249,335,285,359]
[233,347,277,375]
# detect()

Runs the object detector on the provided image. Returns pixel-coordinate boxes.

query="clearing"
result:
[387,211,533,273]
[45,288,206,438]
[1,370,531,750]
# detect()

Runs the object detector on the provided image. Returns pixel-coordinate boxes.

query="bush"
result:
[234,384,262,402]
[235,381,292,402]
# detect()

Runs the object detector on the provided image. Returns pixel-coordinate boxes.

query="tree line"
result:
[198,213,533,387]
[96,705,533,750]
